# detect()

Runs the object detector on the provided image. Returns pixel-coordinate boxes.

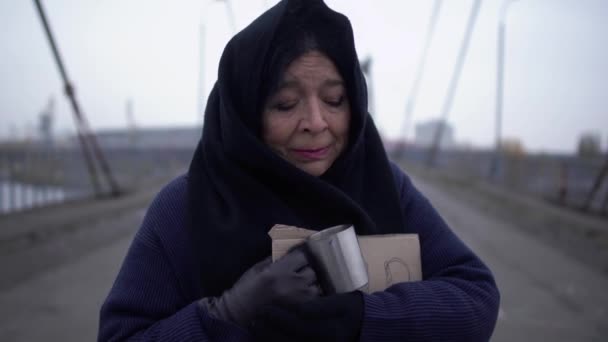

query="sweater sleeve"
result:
[358,164,500,342]
[98,177,251,342]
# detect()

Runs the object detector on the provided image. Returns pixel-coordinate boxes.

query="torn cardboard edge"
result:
[269,224,422,293]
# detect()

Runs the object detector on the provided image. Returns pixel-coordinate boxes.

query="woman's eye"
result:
[326,96,345,107]
[274,101,297,111]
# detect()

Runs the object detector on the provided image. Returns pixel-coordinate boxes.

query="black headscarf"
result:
[187,0,406,297]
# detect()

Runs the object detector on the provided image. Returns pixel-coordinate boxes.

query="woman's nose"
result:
[300,99,328,133]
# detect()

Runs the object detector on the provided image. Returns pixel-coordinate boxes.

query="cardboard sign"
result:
[268,224,422,293]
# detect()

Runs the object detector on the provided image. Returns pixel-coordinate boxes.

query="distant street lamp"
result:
[491,0,520,178]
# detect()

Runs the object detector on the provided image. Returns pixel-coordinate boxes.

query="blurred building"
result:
[414,119,455,149]
[501,138,526,157]
[577,132,602,157]
[38,97,55,147]
[69,126,202,150]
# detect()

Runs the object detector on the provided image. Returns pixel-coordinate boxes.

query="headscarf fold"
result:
[188,0,406,296]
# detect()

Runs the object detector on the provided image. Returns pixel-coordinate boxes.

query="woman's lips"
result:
[291,146,330,160]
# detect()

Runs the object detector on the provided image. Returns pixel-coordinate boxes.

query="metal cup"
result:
[306,224,368,294]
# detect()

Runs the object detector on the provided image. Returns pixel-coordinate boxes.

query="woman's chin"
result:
[296,161,331,177]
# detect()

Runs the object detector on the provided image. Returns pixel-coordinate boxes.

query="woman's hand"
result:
[251,291,364,342]
[199,249,320,327]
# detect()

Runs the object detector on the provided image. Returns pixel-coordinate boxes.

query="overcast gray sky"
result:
[1,0,607,153]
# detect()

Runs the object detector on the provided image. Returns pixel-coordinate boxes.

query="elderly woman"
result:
[98,0,499,341]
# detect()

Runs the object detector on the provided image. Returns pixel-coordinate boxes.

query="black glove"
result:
[251,291,364,342]
[199,249,320,327]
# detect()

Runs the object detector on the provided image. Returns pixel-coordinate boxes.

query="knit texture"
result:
[359,164,500,341]
[98,163,499,341]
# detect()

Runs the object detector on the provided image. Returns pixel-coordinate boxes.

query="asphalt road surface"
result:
[0,176,606,341]
[413,177,608,341]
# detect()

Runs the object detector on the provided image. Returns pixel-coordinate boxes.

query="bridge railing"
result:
[388,144,607,216]
[0,144,194,215]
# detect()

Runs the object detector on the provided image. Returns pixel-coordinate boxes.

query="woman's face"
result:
[262,51,351,176]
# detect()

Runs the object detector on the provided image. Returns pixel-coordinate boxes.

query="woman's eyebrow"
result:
[276,80,299,91]
[275,78,344,92]
[323,79,344,87]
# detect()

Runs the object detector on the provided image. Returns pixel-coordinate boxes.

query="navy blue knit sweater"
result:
[98,163,499,341]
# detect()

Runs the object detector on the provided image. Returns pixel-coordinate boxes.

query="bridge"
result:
[0,151,606,341]
[1,1,607,340]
